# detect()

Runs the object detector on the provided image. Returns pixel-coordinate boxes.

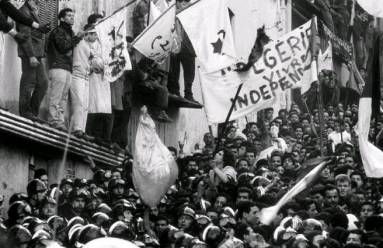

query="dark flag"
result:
[357,34,383,178]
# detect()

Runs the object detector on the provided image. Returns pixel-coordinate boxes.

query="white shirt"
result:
[328,130,351,152]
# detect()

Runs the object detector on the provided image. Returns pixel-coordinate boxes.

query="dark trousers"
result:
[135,83,168,110]
[0,10,12,33]
[111,108,131,148]
[167,47,195,97]
[19,57,48,117]
[86,113,113,142]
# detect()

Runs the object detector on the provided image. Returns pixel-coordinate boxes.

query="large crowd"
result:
[1,0,383,247]
[1,94,383,248]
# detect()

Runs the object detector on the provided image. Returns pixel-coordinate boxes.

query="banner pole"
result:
[311,16,325,156]
[147,0,151,26]
[215,83,243,152]
[208,125,214,137]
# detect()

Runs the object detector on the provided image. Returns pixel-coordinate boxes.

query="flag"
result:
[149,0,162,24]
[356,0,383,18]
[156,0,171,12]
[318,42,333,73]
[258,158,330,225]
[177,0,237,73]
[133,106,178,207]
[299,16,320,94]
[357,34,383,178]
[132,3,176,63]
[199,20,314,123]
[95,7,132,82]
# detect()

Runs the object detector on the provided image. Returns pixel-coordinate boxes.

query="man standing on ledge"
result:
[46,8,83,131]
[17,0,49,121]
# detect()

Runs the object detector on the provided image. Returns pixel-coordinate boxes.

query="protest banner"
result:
[95,6,132,82]
[199,20,314,123]
[177,0,237,73]
[132,3,176,63]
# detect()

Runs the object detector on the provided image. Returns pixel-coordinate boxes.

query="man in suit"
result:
[16,0,49,120]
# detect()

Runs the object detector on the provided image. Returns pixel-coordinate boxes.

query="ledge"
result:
[168,94,203,109]
[0,109,125,167]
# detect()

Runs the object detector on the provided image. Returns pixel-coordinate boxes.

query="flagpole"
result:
[95,0,136,25]
[215,83,244,152]
[208,125,214,137]
[312,16,325,156]
[147,0,151,26]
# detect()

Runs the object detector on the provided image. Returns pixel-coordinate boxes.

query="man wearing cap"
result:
[39,197,57,220]
[58,178,73,206]
[108,179,126,205]
[111,200,136,231]
[177,206,197,236]
[69,24,99,139]
[26,179,47,217]
[58,189,90,220]
[7,224,32,248]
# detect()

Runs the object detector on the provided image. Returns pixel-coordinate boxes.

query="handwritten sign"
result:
[95,7,132,82]
[200,20,315,123]
[132,4,176,63]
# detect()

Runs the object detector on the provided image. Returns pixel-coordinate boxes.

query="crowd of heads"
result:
[1,100,383,248]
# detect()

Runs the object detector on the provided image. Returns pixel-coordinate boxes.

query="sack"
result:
[132,106,178,207]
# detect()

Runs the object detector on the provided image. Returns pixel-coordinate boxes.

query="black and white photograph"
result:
[0,0,383,247]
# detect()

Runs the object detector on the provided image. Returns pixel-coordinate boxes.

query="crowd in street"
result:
[1,0,383,247]
[1,93,383,248]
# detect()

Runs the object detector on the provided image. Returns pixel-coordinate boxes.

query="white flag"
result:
[132,4,176,63]
[156,0,171,12]
[318,42,333,73]
[149,0,162,24]
[199,20,314,123]
[356,0,383,18]
[177,0,237,73]
[95,7,132,82]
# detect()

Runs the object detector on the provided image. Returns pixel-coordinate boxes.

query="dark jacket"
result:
[132,0,149,38]
[0,8,12,33]
[16,3,45,58]
[0,0,34,32]
[47,22,81,72]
